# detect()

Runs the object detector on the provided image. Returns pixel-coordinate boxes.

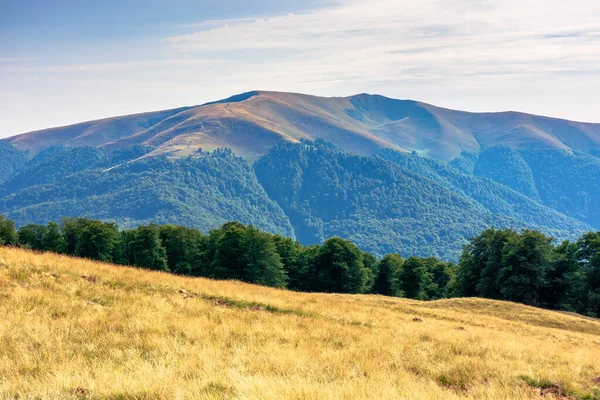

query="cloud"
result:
[163,0,600,83]
[1,0,599,137]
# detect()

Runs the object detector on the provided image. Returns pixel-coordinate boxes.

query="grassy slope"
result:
[7,91,600,163]
[1,247,599,399]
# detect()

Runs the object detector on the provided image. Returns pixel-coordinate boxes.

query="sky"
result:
[1,0,599,138]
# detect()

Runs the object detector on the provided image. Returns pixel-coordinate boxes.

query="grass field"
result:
[1,247,599,399]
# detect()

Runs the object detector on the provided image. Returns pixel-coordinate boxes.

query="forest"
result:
[1,215,598,317]
[1,140,596,262]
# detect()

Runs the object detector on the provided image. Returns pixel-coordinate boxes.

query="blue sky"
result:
[1,0,599,137]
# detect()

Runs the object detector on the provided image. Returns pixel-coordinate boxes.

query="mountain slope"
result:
[0,147,294,237]
[374,148,589,233]
[254,140,591,259]
[2,247,599,399]
[7,107,191,154]
[1,91,599,260]
[469,146,600,229]
[6,91,600,162]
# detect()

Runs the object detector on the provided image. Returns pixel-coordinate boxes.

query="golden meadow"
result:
[1,247,599,399]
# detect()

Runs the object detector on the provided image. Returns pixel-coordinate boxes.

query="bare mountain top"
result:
[7,91,600,161]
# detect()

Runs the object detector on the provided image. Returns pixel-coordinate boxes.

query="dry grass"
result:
[1,247,599,400]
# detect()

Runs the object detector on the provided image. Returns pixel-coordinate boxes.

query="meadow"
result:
[1,247,599,399]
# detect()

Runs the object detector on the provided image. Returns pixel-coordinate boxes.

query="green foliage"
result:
[576,232,600,316]
[158,225,203,275]
[498,230,553,307]
[457,228,600,316]
[243,226,287,288]
[4,212,600,317]
[273,236,303,290]
[71,218,119,262]
[18,224,48,250]
[306,237,371,294]
[255,140,497,260]
[256,141,590,261]
[18,221,65,252]
[0,143,28,185]
[373,254,403,296]
[425,258,456,299]
[0,142,596,264]
[128,224,169,271]
[210,222,248,281]
[376,148,591,243]
[470,147,600,229]
[398,257,431,300]
[0,146,294,238]
[43,222,65,252]
[0,215,18,245]
[473,146,540,201]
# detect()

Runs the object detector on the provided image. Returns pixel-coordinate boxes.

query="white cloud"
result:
[1,0,599,137]
[164,0,600,79]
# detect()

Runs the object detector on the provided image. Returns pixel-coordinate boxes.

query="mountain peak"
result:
[6,91,600,162]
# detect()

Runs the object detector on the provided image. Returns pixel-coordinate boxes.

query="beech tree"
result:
[0,215,17,245]
[373,254,403,296]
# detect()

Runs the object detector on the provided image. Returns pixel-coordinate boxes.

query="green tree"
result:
[577,232,600,316]
[17,224,48,250]
[0,215,18,245]
[74,219,119,262]
[398,257,431,300]
[309,237,370,293]
[244,226,287,287]
[113,229,136,266]
[211,222,248,280]
[497,230,553,307]
[544,240,581,310]
[61,217,84,255]
[130,224,168,271]
[294,244,321,292]
[373,254,403,296]
[273,235,303,290]
[426,258,456,299]
[159,225,204,275]
[43,221,65,252]
[455,228,517,298]
[362,252,378,293]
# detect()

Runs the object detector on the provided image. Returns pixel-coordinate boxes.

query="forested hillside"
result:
[0,142,28,184]
[0,140,596,261]
[375,148,588,234]
[0,145,293,237]
[1,91,599,262]
[255,140,591,259]
[468,146,600,229]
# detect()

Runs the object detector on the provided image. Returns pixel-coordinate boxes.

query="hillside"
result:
[255,140,591,259]
[1,91,599,260]
[1,247,599,399]
[6,91,600,162]
[0,147,294,237]
[0,141,593,261]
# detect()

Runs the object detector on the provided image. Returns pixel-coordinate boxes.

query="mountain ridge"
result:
[5,90,600,162]
[1,91,599,261]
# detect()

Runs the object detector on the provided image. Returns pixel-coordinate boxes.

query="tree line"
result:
[0,215,598,317]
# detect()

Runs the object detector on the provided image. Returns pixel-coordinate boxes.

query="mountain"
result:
[0,146,293,237]
[466,147,600,228]
[1,91,599,260]
[254,140,591,259]
[6,91,600,162]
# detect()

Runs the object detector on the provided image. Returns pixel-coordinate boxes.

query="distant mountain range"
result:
[1,91,599,260]
[7,91,600,162]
